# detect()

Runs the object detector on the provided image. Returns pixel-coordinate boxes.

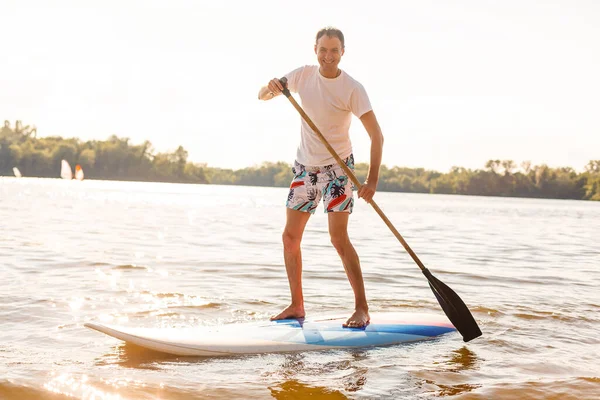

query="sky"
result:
[1,0,599,172]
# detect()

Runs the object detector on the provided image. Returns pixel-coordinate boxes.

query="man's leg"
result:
[270,208,311,320]
[328,212,370,328]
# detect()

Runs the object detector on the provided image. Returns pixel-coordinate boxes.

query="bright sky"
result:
[2,0,599,172]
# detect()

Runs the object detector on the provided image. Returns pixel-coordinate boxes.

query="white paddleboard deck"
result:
[85,312,455,356]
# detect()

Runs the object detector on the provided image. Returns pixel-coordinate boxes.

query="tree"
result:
[585,160,600,173]
[501,160,516,176]
[485,159,501,174]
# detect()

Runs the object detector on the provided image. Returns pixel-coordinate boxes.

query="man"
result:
[258,27,384,328]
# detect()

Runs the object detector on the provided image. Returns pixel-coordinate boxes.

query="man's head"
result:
[314,27,345,77]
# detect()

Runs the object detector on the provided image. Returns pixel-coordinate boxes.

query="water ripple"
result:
[1,180,600,399]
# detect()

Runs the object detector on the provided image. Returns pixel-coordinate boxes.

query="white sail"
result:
[13,167,22,178]
[75,164,84,181]
[60,160,73,180]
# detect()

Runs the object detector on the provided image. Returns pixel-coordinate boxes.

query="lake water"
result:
[1,177,599,399]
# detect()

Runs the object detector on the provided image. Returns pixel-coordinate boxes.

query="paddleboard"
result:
[85,312,455,356]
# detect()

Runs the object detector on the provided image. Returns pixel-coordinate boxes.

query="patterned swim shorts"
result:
[286,154,355,214]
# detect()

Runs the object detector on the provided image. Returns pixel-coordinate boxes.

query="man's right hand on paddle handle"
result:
[268,78,285,96]
[259,78,286,101]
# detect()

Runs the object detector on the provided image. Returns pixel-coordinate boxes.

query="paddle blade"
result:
[422,268,482,342]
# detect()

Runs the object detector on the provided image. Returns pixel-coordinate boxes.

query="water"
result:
[1,177,599,399]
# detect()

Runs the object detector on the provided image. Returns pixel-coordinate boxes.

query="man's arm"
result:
[357,110,384,203]
[258,86,275,101]
[258,78,286,101]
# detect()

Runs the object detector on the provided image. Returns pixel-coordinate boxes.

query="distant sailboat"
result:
[75,164,84,181]
[60,160,73,180]
[13,167,22,178]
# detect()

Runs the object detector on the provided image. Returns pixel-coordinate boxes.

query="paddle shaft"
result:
[280,84,426,272]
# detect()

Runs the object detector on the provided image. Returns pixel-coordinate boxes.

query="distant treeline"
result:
[1,120,599,200]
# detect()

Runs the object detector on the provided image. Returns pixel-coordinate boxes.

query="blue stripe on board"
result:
[270,319,455,337]
[272,319,303,328]
[303,333,428,347]
[297,326,455,347]
[318,324,456,337]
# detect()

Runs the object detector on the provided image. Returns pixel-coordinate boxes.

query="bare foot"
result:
[343,308,370,328]
[270,304,305,321]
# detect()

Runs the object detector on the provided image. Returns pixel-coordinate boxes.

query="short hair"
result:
[315,27,345,49]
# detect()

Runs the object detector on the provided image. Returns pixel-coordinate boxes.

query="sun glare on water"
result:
[44,373,125,400]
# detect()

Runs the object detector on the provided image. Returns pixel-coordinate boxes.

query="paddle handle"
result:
[279,77,427,272]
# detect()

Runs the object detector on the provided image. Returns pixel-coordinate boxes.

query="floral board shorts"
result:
[286,154,356,214]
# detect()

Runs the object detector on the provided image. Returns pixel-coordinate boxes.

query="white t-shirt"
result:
[284,65,372,166]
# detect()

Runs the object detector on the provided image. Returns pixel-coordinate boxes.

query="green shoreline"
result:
[2,120,599,200]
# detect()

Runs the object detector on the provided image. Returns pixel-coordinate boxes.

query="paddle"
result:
[277,77,482,342]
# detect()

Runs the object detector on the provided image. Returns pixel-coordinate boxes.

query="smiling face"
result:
[314,35,344,78]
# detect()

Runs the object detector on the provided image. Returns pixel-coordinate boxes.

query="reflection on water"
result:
[270,379,348,399]
[440,346,480,372]
[433,382,481,397]
[416,346,483,397]
[269,351,369,399]
[95,343,182,370]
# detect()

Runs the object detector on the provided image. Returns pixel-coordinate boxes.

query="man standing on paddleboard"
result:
[258,27,384,328]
